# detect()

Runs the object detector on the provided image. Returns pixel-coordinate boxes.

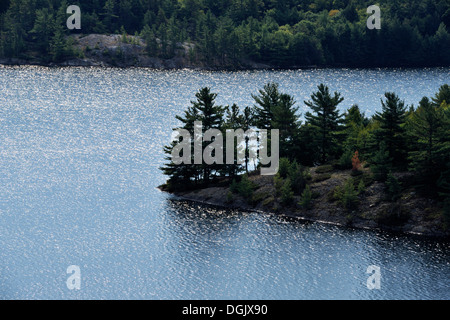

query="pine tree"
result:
[30,8,54,56]
[372,92,408,169]
[407,96,443,187]
[432,84,450,106]
[160,104,201,190]
[223,104,244,177]
[299,185,312,209]
[385,171,402,201]
[141,24,158,57]
[252,82,281,130]
[371,142,392,182]
[280,178,294,206]
[304,84,344,164]
[271,93,301,160]
[50,26,66,61]
[342,104,367,154]
[192,87,225,182]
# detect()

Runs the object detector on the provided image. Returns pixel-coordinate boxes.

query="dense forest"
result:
[160,83,450,225]
[1,0,450,67]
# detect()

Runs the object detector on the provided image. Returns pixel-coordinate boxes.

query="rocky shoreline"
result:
[160,167,450,239]
[0,33,273,70]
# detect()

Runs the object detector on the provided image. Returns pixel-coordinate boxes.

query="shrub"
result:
[262,196,275,207]
[280,178,294,206]
[303,168,312,181]
[251,191,269,205]
[274,174,284,196]
[370,143,391,182]
[385,172,401,201]
[288,161,306,194]
[230,179,239,193]
[237,174,254,200]
[357,179,366,194]
[278,158,291,178]
[313,173,332,182]
[338,149,354,169]
[299,185,313,209]
[335,178,359,210]
[226,191,233,203]
[376,204,410,226]
[315,164,333,174]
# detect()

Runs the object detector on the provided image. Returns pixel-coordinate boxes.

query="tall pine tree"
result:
[252,82,280,130]
[407,96,443,188]
[304,84,344,164]
[372,92,408,169]
[271,93,301,160]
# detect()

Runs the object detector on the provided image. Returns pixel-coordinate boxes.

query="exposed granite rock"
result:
[163,168,450,238]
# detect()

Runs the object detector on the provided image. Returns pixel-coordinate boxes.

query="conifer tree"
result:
[271,93,301,160]
[304,84,344,164]
[252,82,281,130]
[372,92,408,169]
[407,96,443,187]
[371,142,392,182]
[432,84,450,106]
[192,87,225,182]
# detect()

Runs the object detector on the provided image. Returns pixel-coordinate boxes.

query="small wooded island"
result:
[159,83,450,238]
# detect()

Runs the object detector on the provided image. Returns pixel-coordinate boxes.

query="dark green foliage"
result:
[370,142,392,182]
[288,161,306,194]
[252,82,280,130]
[432,84,450,106]
[407,97,444,188]
[305,84,344,164]
[2,0,449,66]
[385,172,402,202]
[280,178,294,206]
[274,158,307,202]
[278,158,290,179]
[338,148,354,169]
[230,174,255,201]
[334,178,359,210]
[236,174,255,200]
[313,173,332,182]
[299,185,312,209]
[372,92,408,169]
[271,93,301,159]
[160,83,450,236]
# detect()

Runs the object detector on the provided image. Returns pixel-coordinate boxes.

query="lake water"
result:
[0,66,449,299]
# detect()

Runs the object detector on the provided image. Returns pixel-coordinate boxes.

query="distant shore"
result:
[2,33,447,70]
[160,166,450,239]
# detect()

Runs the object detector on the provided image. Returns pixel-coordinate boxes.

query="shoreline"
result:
[159,168,450,239]
[1,58,449,71]
[167,191,450,239]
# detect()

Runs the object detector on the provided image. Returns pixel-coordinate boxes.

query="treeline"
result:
[160,83,450,215]
[1,0,450,66]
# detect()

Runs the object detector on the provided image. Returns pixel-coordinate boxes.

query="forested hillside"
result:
[1,0,450,67]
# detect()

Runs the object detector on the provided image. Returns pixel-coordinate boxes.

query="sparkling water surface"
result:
[0,66,449,299]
